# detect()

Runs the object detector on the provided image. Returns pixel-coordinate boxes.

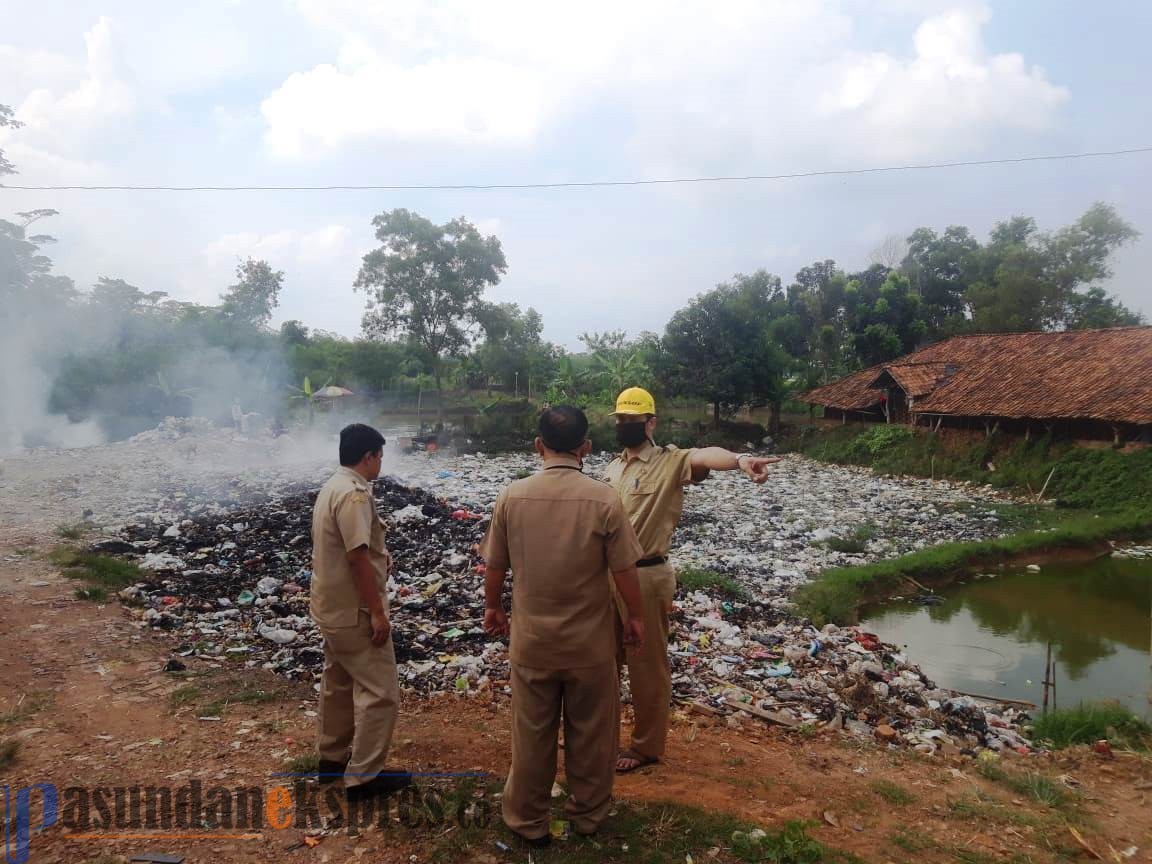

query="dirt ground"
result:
[2,525,1151,864]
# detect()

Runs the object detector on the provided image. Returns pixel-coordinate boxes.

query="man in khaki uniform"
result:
[604,387,779,772]
[482,406,646,846]
[310,423,410,802]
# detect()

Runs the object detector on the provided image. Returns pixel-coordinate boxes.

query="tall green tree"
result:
[355,209,507,394]
[0,103,20,178]
[220,258,284,328]
[965,204,1139,332]
[1064,287,1144,329]
[902,225,980,332]
[474,302,554,395]
[843,270,928,365]
[662,270,790,429]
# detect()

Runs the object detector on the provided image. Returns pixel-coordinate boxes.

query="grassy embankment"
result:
[789,425,1152,626]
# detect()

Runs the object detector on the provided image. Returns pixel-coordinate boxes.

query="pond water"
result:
[860,553,1152,717]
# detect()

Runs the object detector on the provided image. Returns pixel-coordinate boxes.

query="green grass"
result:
[889,828,937,855]
[169,685,203,707]
[49,547,143,588]
[422,781,858,864]
[869,779,915,806]
[55,522,91,540]
[1031,702,1152,750]
[0,693,53,726]
[169,680,283,717]
[796,426,1152,513]
[0,738,20,769]
[678,566,748,599]
[284,753,320,774]
[74,585,109,602]
[792,508,1152,624]
[946,794,1046,828]
[823,525,875,554]
[976,761,1070,809]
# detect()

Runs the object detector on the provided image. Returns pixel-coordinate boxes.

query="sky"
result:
[1,0,1150,350]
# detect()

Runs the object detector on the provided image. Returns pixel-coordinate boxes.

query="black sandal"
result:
[615,749,660,773]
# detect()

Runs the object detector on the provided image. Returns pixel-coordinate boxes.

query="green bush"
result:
[792,508,1152,624]
[799,425,1152,513]
[677,566,747,598]
[1031,702,1152,750]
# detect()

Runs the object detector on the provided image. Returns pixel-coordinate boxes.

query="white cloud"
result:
[825,7,1068,158]
[0,18,136,182]
[263,1,1068,168]
[261,58,544,157]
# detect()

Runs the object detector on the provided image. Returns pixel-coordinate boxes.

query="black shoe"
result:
[345,771,414,803]
[512,831,551,849]
[316,759,349,785]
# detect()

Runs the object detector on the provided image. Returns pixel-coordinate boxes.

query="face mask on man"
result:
[616,421,649,449]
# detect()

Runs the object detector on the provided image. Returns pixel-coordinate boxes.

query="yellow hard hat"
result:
[611,387,656,417]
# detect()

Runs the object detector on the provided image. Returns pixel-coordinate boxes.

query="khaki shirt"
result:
[602,443,697,558]
[480,455,644,669]
[310,467,392,629]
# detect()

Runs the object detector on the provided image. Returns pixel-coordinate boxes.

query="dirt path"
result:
[2,535,1151,864]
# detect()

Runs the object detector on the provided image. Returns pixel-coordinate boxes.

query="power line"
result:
[2,146,1150,193]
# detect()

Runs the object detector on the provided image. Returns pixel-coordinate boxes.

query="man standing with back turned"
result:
[605,387,779,773]
[310,423,411,802]
[482,406,647,846]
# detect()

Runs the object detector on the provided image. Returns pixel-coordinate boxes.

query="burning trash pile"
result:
[96,471,1030,755]
[109,477,497,694]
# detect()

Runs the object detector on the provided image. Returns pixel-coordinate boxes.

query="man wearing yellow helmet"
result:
[604,387,779,773]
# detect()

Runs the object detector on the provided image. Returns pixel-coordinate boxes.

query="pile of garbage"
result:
[666,591,1031,754]
[99,467,1030,755]
[111,477,497,694]
[128,416,217,443]
[1111,544,1151,560]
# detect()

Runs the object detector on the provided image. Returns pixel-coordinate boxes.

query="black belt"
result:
[636,556,667,568]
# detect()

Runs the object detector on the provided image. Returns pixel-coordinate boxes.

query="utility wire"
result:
[1,146,1150,193]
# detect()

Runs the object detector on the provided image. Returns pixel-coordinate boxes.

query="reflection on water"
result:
[861,555,1152,717]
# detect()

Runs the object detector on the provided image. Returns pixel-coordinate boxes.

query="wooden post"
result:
[930,455,935,482]
[1036,467,1057,503]
[1042,641,1052,713]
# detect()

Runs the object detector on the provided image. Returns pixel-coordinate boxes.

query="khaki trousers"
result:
[502,660,618,839]
[614,562,676,760]
[317,611,400,788]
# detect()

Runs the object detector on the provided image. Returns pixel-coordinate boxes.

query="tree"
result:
[902,225,980,332]
[0,104,21,177]
[474,302,553,395]
[0,215,77,305]
[220,258,283,327]
[279,320,310,345]
[1064,287,1144,330]
[843,270,928,364]
[579,330,652,396]
[966,204,1139,332]
[785,261,849,382]
[662,271,790,429]
[355,209,507,395]
[868,233,908,269]
[91,277,147,312]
